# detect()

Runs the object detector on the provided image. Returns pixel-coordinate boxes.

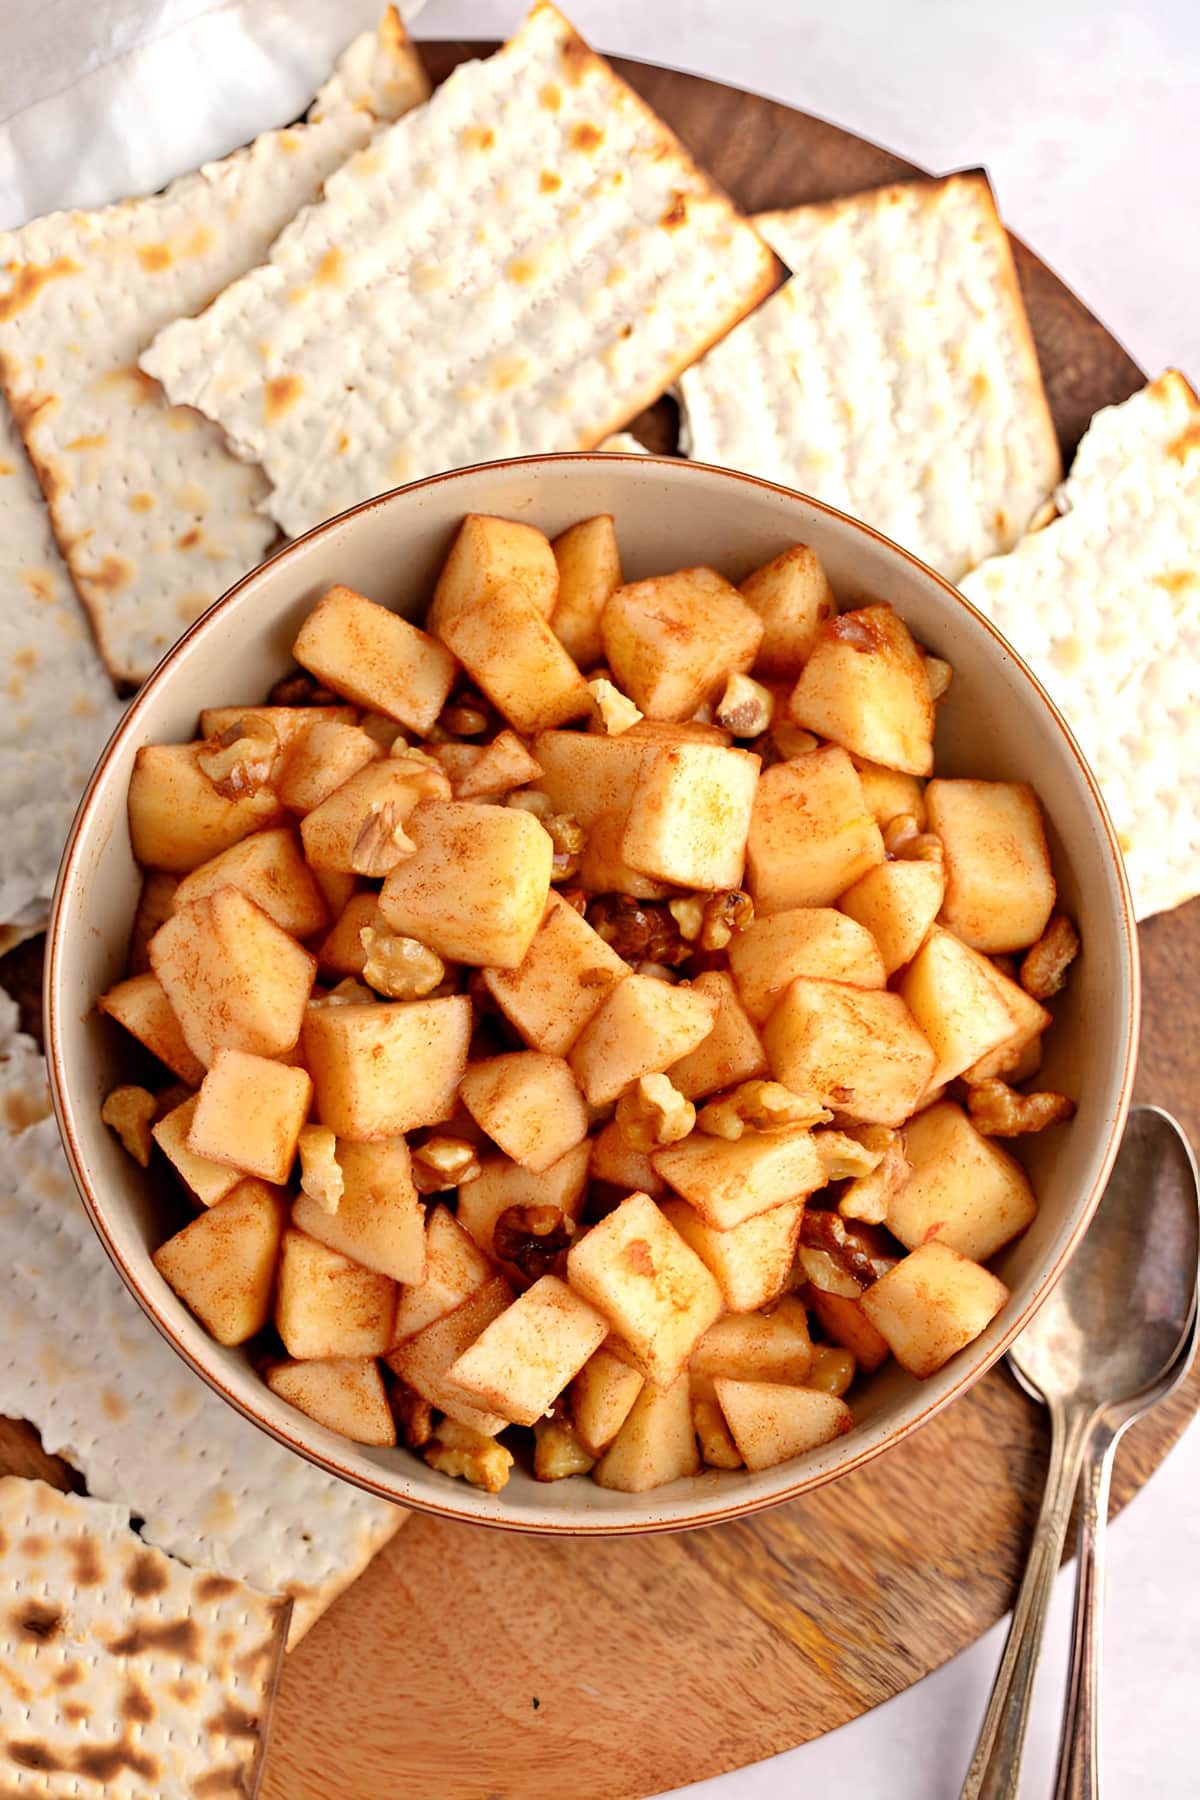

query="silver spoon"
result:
[961,1104,1200,1800]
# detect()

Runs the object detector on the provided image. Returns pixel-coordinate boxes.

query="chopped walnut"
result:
[410,1135,482,1194]
[668,889,755,953]
[101,1085,156,1167]
[387,739,443,768]
[698,1079,830,1141]
[310,977,376,1007]
[667,895,706,942]
[1020,914,1080,1000]
[493,1204,576,1281]
[813,1128,885,1181]
[715,672,774,737]
[883,813,943,862]
[615,1074,695,1151]
[533,1414,595,1481]
[839,1129,910,1224]
[794,1246,862,1299]
[360,925,445,999]
[967,1077,1077,1137]
[586,895,690,967]
[924,655,954,700]
[351,804,415,877]
[807,1346,856,1397]
[801,1209,898,1287]
[268,671,338,707]
[196,718,279,799]
[297,1124,343,1215]
[390,1379,434,1448]
[439,689,492,737]
[506,790,584,881]
[693,1397,742,1469]
[587,677,642,735]
[423,1418,513,1493]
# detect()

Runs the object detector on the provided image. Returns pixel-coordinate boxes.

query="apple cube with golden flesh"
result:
[531,729,667,898]
[589,1122,665,1199]
[567,1192,722,1388]
[293,1137,426,1283]
[302,995,471,1138]
[293,584,457,733]
[926,779,1056,952]
[173,827,328,938]
[275,1227,396,1359]
[746,747,884,913]
[621,743,760,890]
[448,1274,609,1427]
[570,1342,645,1457]
[98,971,206,1086]
[838,859,945,976]
[569,974,718,1107]
[391,1204,493,1344]
[379,800,551,968]
[386,1277,514,1436]
[714,1378,852,1470]
[661,1196,805,1313]
[453,731,543,801]
[740,543,836,676]
[316,892,381,978]
[859,1241,1009,1377]
[653,1126,825,1230]
[152,1178,287,1346]
[850,756,927,830]
[551,514,622,668]
[484,893,627,1056]
[278,722,383,815]
[602,567,763,721]
[128,743,283,873]
[187,1049,311,1184]
[459,1052,588,1173]
[890,1101,1037,1262]
[299,759,450,875]
[729,907,885,1022]
[592,1371,698,1492]
[763,978,936,1127]
[266,1356,396,1447]
[455,1144,590,1265]
[152,1094,244,1207]
[788,606,935,775]
[897,926,1042,1087]
[963,974,1052,1082]
[428,514,558,635]
[807,1287,890,1374]
[666,971,767,1101]
[438,587,590,735]
[691,1298,814,1387]
[149,887,316,1067]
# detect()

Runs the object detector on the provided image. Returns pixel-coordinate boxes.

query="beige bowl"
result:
[45,455,1139,1532]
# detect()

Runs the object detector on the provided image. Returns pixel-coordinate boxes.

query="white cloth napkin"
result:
[0,0,425,229]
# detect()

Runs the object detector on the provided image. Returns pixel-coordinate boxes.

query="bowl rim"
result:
[44,451,1141,1534]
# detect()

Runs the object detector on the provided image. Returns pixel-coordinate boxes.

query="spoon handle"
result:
[960,1403,1095,1800]
[1052,1417,1120,1800]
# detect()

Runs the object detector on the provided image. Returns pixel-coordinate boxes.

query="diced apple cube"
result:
[621,743,760,890]
[963,973,1052,1082]
[390,1203,493,1344]
[532,1414,596,1481]
[302,996,471,1139]
[897,926,1028,1087]
[729,907,886,1021]
[788,606,935,775]
[149,887,316,1067]
[152,1094,244,1207]
[428,514,558,634]
[278,722,383,815]
[187,1049,311,1184]
[763,978,936,1127]
[483,893,627,1056]
[569,974,718,1106]
[850,756,927,829]
[890,1101,1037,1262]
[746,747,884,913]
[438,587,590,735]
[838,859,944,976]
[275,1227,396,1359]
[152,1178,287,1345]
[713,1379,852,1470]
[602,567,763,721]
[806,1287,891,1373]
[661,1196,805,1313]
[666,971,767,1101]
[459,1052,588,1173]
[299,759,450,874]
[266,1356,396,1447]
[566,1192,721,1388]
[378,800,552,968]
[448,1275,609,1426]
[569,1342,645,1456]
[739,543,836,676]
[386,1277,514,1436]
[293,584,457,733]
[691,1298,814,1385]
[198,703,358,748]
[293,1137,426,1283]
[591,1371,699,1491]
[530,729,647,826]
[653,1126,825,1232]
[316,892,381,978]
[173,827,328,939]
[128,743,283,873]
[98,971,206,1086]
[579,812,674,900]
[589,1122,665,1199]
[551,514,622,668]
[925,780,1056,952]
[453,731,543,800]
[859,1241,1009,1377]
[455,1144,590,1264]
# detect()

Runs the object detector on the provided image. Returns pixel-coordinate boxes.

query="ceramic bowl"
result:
[45,454,1139,1532]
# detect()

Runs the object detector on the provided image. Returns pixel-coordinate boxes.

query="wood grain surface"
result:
[2,44,1196,1800]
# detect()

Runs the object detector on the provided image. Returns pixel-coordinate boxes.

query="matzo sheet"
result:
[141,1,777,540]
[0,1477,288,1799]
[960,370,1200,920]
[0,10,428,684]
[676,172,1062,582]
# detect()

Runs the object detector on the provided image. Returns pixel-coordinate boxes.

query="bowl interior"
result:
[46,455,1138,1531]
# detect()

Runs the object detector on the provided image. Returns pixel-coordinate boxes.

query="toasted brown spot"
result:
[65,432,106,451]
[622,1239,656,1279]
[264,374,304,423]
[76,1739,159,1782]
[560,33,589,83]
[570,121,603,153]
[99,1387,128,1422]
[12,1600,63,1640]
[55,1663,84,1689]
[128,490,155,511]
[279,129,302,155]
[1168,422,1200,462]
[661,192,688,230]
[0,256,81,321]
[206,1701,260,1740]
[109,1616,201,1660]
[176,589,211,623]
[540,81,562,111]
[172,1678,199,1703]
[29,448,66,503]
[0,458,13,474]
[20,1535,47,1557]
[4,1086,49,1130]
[1154,568,1197,594]
[8,1740,65,1773]
[315,248,345,286]
[94,363,159,406]
[79,554,133,594]
[971,371,991,404]
[137,242,172,272]
[461,125,496,151]
[177,526,203,550]
[195,1765,252,1798]
[183,226,215,259]
[66,1532,104,1586]
[539,169,562,194]
[125,1549,169,1598]
[63,1701,91,1723]
[196,1574,239,1602]
[508,255,538,286]
[121,1679,154,1724]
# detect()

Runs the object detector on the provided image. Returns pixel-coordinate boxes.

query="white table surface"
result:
[2,3,1198,1796]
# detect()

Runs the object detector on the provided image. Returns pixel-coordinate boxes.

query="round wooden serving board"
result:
[3,42,1198,1800]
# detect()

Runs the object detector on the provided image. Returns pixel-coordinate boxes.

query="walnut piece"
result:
[587,677,643,735]
[390,1379,434,1449]
[360,925,445,999]
[533,1414,595,1481]
[883,813,943,863]
[297,1124,343,1215]
[351,804,416,877]
[1020,914,1080,1000]
[967,1077,1077,1137]
[493,1204,575,1280]
[310,977,376,1007]
[813,1128,885,1181]
[423,1418,514,1493]
[268,671,338,707]
[615,1074,696,1152]
[668,889,755,952]
[586,895,690,967]
[715,672,774,737]
[838,1128,910,1224]
[807,1346,856,1397]
[698,1079,830,1141]
[101,1085,156,1167]
[801,1209,898,1287]
[410,1135,482,1194]
[387,739,444,768]
[794,1246,862,1299]
[507,790,585,881]
[196,717,279,799]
